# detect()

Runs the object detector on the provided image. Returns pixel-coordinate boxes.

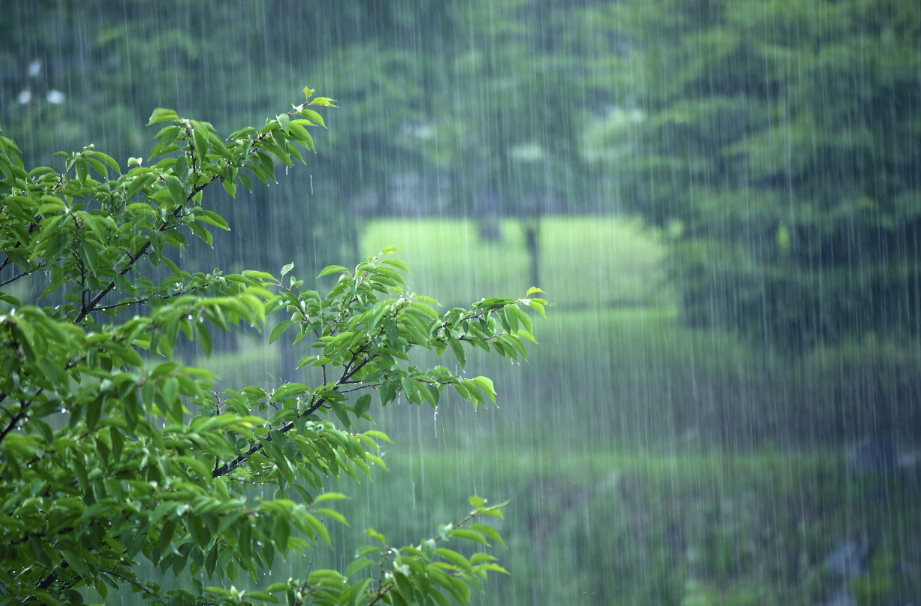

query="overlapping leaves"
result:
[0,92,545,606]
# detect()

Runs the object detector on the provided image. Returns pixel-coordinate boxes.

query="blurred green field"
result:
[199,215,921,448]
[129,447,920,606]
[360,216,673,309]
[168,215,921,606]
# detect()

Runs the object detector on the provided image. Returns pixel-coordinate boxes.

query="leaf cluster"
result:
[0,90,545,605]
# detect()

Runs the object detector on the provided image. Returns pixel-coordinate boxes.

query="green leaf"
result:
[346,558,375,577]
[147,108,179,125]
[528,300,546,317]
[353,394,372,417]
[304,513,331,545]
[265,583,291,594]
[166,178,186,206]
[241,270,276,281]
[188,221,213,247]
[315,508,349,526]
[270,320,296,345]
[221,177,236,198]
[26,590,61,606]
[434,548,473,573]
[91,151,121,173]
[330,400,352,429]
[471,524,505,547]
[310,97,337,107]
[177,456,211,481]
[276,114,291,134]
[450,529,489,545]
[244,591,278,603]
[513,304,533,335]
[410,301,440,320]
[363,430,392,443]
[194,321,213,357]
[281,263,294,277]
[313,492,347,504]
[75,158,88,185]
[448,337,465,368]
[366,454,387,470]
[0,293,22,306]
[85,156,108,179]
[503,303,519,333]
[298,108,327,128]
[364,528,386,544]
[472,376,496,404]
[380,379,397,406]
[317,265,349,279]
[199,210,230,230]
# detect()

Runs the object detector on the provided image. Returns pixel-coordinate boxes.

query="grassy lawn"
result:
[360,216,673,309]
[196,215,921,449]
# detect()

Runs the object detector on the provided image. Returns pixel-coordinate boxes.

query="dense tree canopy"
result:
[3,0,917,349]
[581,0,921,348]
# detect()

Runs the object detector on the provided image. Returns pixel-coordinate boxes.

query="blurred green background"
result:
[3,0,920,603]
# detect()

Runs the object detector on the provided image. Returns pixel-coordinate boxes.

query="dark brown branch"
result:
[93,282,209,312]
[0,398,32,443]
[22,560,70,603]
[339,383,382,393]
[0,265,44,287]
[73,171,217,325]
[0,222,39,283]
[91,565,157,596]
[212,350,378,478]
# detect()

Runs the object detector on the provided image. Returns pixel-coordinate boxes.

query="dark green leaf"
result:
[270,320,296,345]
[353,394,372,417]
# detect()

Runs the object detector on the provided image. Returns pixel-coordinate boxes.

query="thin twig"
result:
[0,398,33,443]
[92,565,159,596]
[0,265,44,287]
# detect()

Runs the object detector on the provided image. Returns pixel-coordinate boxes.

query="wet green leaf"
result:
[317,265,349,279]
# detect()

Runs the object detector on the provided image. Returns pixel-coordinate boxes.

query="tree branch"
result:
[0,265,44,287]
[339,382,382,393]
[73,173,216,325]
[93,281,209,312]
[0,398,33,443]
[92,565,158,597]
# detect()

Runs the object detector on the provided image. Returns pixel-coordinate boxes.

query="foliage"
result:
[0,90,546,605]
[7,0,917,348]
[580,0,921,349]
[1,0,590,218]
[344,449,919,606]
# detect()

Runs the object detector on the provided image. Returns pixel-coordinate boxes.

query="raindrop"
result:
[17,90,31,105]
[27,60,41,77]
[46,90,65,105]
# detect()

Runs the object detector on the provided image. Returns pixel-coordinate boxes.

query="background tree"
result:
[580,0,921,350]
[2,1,597,293]
[0,90,545,605]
